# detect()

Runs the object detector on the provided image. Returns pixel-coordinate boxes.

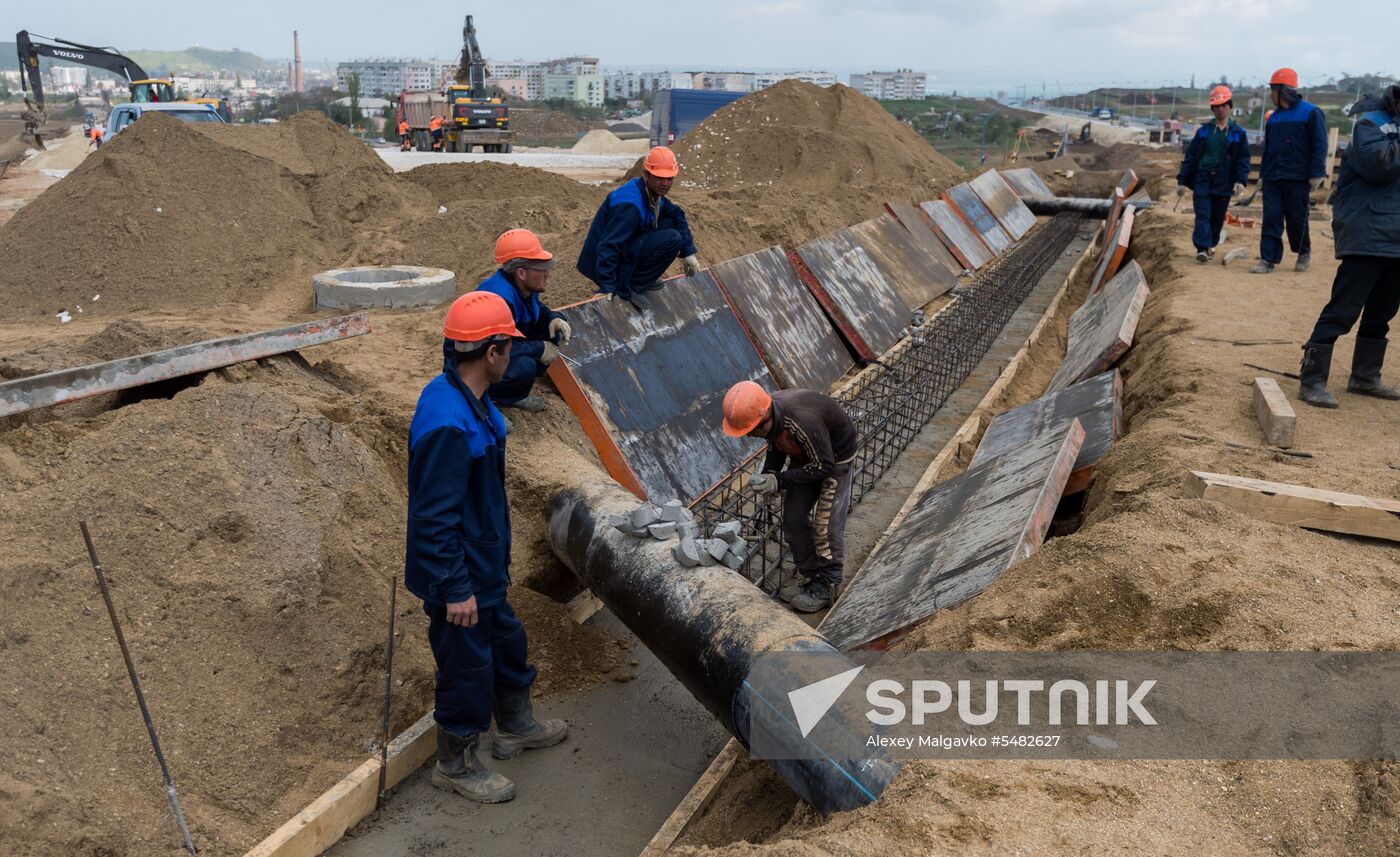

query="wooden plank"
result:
[882,200,966,278]
[1089,206,1134,294]
[567,589,606,624]
[1185,471,1400,543]
[847,215,956,311]
[1103,187,1126,246]
[244,713,436,857]
[1001,167,1055,198]
[1252,377,1296,449]
[970,170,1037,240]
[639,740,743,855]
[1048,260,1150,393]
[0,313,371,418]
[710,247,853,392]
[944,182,1014,255]
[788,233,911,362]
[920,198,994,271]
[1116,168,1140,198]
[1323,127,1340,187]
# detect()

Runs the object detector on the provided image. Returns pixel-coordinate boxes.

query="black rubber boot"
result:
[1348,336,1400,400]
[430,729,515,803]
[491,685,568,760]
[1298,342,1339,409]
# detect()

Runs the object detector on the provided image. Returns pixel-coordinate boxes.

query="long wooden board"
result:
[944,182,1014,255]
[920,199,994,271]
[1047,260,1150,393]
[789,232,911,362]
[1089,206,1135,294]
[882,200,966,278]
[1186,471,1400,543]
[1001,167,1054,198]
[847,215,957,311]
[970,170,1037,240]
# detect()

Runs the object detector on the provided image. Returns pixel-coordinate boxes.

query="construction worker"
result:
[406,290,569,804]
[722,381,858,614]
[1296,85,1400,409]
[474,229,572,413]
[398,118,411,151]
[577,146,700,312]
[1176,85,1250,263]
[430,114,445,151]
[1253,68,1328,274]
[87,124,104,150]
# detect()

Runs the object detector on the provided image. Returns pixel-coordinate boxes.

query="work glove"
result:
[1176,185,1186,198]
[682,254,702,276]
[1310,177,1324,191]
[1232,183,1245,196]
[548,317,572,347]
[748,473,779,496]
[539,341,560,367]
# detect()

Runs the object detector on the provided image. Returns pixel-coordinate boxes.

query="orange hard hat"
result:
[1270,68,1298,88]
[494,228,554,265]
[1208,85,1233,106]
[642,146,679,178]
[442,290,524,343]
[721,381,772,437]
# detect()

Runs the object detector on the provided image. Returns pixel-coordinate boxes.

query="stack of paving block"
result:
[610,501,751,570]
[673,519,750,570]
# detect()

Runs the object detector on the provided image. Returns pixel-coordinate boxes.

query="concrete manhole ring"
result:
[312,265,456,310]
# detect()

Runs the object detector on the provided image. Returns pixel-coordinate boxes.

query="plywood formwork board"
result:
[847,215,957,311]
[1186,471,1400,543]
[1104,187,1126,245]
[1001,167,1055,198]
[971,369,1122,495]
[920,199,994,271]
[1116,168,1140,198]
[822,420,1085,652]
[1047,260,1150,393]
[970,169,1037,240]
[944,182,1015,255]
[1089,206,1135,293]
[554,273,770,503]
[710,247,853,392]
[882,200,966,278]
[1252,377,1296,449]
[789,232,911,362]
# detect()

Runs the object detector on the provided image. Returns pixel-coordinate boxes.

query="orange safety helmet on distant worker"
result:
[1208,85,1233,106]
[642,145,680,178]
[1270,68,1299,88]
[442,291,524,343]
[721,381,772,437]
[494,228,554,265]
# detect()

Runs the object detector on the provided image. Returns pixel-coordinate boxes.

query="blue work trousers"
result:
[616,229,685,298]
[488,353,544,406]
[1260,179,1312,263]
[424,599,538,738]
[1191,174,1230,252]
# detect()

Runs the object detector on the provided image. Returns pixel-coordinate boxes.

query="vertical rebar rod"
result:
[376,573,398,809]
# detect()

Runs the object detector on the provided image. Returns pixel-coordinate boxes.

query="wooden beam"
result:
[1185,471,1400,543]
[1252,377,1296,448]
[639,740,743,855]
[567,589,606,625]
[1323,127,1340,188]
[243,713,437,857]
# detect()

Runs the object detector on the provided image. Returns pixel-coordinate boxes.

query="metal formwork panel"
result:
[1001,168,1054,198]
[970,170,1038,240]
[847,215,956,311]
[1116,168,1140,198]
[710,247,853,392]
[920,199,994,271]
[882,200,965,278]
[789,232,911,362]
[944,182,1014,255]
[1048,260,1150,393]
[1090,205,1135,293]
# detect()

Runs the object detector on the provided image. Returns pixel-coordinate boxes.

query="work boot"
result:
[1298,342,1339,409]
[1195,250,1209,264]
[491,685,568,760]
[1250,260,1276,274]
[430,729,516,803]
[1207,245,1218,260]
[788,579,834,614]
[1347,336,1400,400]
[777,575,809,605]
[1295,253,1311,273]
[501,395,546,413]
[624,292,651,312]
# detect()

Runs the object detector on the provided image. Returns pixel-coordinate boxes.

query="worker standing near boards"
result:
[1177,85,1250,263]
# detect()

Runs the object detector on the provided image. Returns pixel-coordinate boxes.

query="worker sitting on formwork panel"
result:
[723,382,859,613]
[406,291,569,805]
[473,229,572,414]
[577,146,701,312]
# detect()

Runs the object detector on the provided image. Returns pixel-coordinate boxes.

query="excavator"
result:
[445,14,513,152]
[15,30,176,147]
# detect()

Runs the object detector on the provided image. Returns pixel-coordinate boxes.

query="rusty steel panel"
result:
[1001,168,1054,198]
[0,313,371,418]
[558,272,771,503]
[789,232,911,362]
[969,170,1037,240]
[823,420,1085,652]
[847,215,956,311]
[944,182,1014,255]
[710,247,853,392]
[1048,260,1150,393]
[881,200,965,278]
[919,199,994,271]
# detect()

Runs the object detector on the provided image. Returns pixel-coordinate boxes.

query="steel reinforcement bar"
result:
[691,212,1085,596]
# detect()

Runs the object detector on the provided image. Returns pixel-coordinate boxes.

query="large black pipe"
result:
[548,483,900,814]
[1021,196,1155,217]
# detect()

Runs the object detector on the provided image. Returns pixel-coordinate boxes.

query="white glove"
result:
[1232,182,1245,196]
[539,341,560,367]
[1176,185,1186,197]
[548,317,572,346]
[682,254,702,276]
[748,473,779,495]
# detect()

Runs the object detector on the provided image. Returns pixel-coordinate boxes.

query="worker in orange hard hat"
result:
[404,289,568,806]
[1253,67,1328,274]
[577,145,701,312]
[398,118,411,151]
[473,228,571,414]
[722,381,859,614]
[1177,84,1251,262]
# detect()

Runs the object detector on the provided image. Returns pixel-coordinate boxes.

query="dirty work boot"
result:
[491,685,568,760]
[639,279,666,293]
[1195,250,1209,264]
[788,579,834,614]
[1298,342,1339,409]
[777,575,810,605]
[431,729,516,803]
[1294,253,1311,273]
[501,395,546,413]
[1250,260,1276,274]
[1347,336,1400,400]
[623,291,651,312]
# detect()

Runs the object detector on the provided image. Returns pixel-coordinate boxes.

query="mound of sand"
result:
[571,129,638,155]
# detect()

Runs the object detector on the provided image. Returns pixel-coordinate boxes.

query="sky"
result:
[7,1,1391,95]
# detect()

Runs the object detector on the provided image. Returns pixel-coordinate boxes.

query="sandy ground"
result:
[375,148,635,183]
[0,124,89,227]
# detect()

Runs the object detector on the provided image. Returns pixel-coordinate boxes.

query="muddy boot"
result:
[789,579,834,614]
[430,729,516,803]
[1250,260,1276,274]
[1294,253,1311,273]
[1347,336,1400,400]
[623,291,651,312]
[777,575,809,605]
[1195,250,1209,264]
[491,685,568,760]
[1298,342,1339,409]
[502,395,546,413]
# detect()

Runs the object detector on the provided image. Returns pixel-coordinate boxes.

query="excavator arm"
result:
[455,15,488,98]
[16,30,155,115]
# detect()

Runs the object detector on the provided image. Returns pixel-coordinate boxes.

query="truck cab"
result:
[106,101,224,136]
[447,85,509,131]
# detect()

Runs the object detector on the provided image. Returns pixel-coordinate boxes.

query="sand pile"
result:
[509,108,605,143]
[571,129,646,155]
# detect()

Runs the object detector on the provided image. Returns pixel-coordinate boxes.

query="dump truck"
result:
[650,89,746,146]
[396,90,513,153]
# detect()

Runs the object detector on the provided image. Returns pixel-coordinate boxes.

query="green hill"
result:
[1,42,273,75]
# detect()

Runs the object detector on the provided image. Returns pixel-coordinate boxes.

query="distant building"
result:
[488,77,529,100]
[604,70,692,101]
[849,69,927,100]
[336,60,457,96]
[489,60,546,100]
[693,71,754,92]
[543,72,604,107]
[48,66,86,93]
[754,71,836,90]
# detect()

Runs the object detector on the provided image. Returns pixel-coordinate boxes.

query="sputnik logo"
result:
[788,665,864,738]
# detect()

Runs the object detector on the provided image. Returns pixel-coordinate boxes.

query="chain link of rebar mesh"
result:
[692,212,1085,596]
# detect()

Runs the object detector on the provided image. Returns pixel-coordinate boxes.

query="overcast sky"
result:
[8,1,1390,94]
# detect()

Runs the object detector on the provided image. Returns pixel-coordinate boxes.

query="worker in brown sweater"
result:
[721,381,858,613]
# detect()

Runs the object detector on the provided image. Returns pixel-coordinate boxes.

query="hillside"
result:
[0,42,273,75]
